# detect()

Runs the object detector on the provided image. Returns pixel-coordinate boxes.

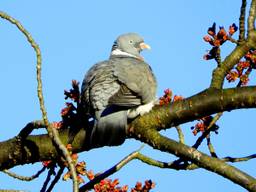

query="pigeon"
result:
[81,33,157,148]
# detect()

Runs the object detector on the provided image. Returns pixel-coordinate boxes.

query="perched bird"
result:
[81,33,157,148]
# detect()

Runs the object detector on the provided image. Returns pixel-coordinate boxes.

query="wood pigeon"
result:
[81,33,157,148]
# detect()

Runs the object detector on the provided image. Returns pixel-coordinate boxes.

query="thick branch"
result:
[128,86,256,133]
[248,0,256,48]
[1,86,256,170]
[133,129,256,191]
[239,0,247,42]
[248,0,256,34]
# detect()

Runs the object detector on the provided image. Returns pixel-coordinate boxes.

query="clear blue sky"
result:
[0,1,255,191]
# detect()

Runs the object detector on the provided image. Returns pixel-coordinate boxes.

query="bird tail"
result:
[89,110,128,148]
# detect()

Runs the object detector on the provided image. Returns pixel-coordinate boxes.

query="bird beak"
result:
[139,42,151,50]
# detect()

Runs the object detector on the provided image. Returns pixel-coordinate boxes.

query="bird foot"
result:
[127,100,155,119]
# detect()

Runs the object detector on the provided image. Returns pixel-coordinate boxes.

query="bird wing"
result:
[81,61,120,115]
[81,57,157,117]
[111,57,157,105]
[108,82,141,106]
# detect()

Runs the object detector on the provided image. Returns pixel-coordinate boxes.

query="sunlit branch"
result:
[18,120,46,139]
[239,0,247,41]
[132,128,256,191]
[137,151,256,171]
[0,11,78,192]
[222,154,256,162]
[206,136,218,158]
[175,126,185,144]
[79,145,144,191]
[210,44,250,88]
[248,0,256,33]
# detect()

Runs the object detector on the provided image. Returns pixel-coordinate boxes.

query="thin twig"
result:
[239,0,247,42]
[136,153,196,170]
[79,145,144,191]
[46,166,65,192]
[136,152,256,171]
[40,164,56,192]
[228,37,239,44]
[192,112,223,149]
[215,47,222,67]
[2,166,46,181]
[0,11,78,191]
[222,154,256,162]
[175,126,185,144]
[206,136,218,158]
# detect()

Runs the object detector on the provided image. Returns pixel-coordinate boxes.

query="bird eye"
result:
[129,40,133,44]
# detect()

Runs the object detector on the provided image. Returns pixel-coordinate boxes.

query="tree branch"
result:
[222,154,256,162]
[0,11,78,191]
[46,166,65,192]
[175,126,185,144]
[210,0,256,89]
[192,112,222,149]
[128,86,256,134]
[210,43,250,88]
[248,0,256,34]
[206,136,218,157]
[79,145,144,191]
[2,167,46,181]
[136,152,256,170]
[1,86,256,170]
[132,129,256,191]
[40,164,56,192]
[239,0,247,42]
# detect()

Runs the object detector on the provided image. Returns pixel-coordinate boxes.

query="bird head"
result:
[110,33,151,60]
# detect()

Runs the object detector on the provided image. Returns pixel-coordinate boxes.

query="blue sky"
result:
[0,0,255,191]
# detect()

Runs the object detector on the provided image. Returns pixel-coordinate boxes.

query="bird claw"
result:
[127,101,155,119]
[137,101,154,115]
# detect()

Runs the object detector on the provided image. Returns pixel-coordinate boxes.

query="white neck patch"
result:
[111,49,139,59]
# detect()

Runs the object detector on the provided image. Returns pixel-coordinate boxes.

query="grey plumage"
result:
[81,33,157,148]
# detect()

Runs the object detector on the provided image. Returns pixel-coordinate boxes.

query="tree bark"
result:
[1,86,256,170]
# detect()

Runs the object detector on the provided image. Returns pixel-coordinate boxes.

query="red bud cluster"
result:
[159,89,172,105]
[93,178,128,192]
[191,116,219,136]
[64,80,80,102]
[63,144,87,184]
[131,180,155,192]
[159,89,183,106]
[61,102,76,117]
[42,160,54,168]
[203,23,237,60]
[226,49,256,85]
[52,121,63,129]
[173,95,184,102]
